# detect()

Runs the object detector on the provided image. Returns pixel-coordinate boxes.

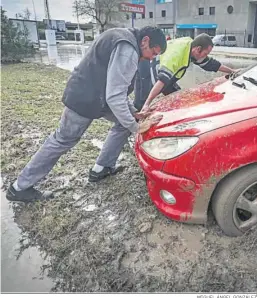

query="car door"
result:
[228,35,236,46]
[222,36,227,46]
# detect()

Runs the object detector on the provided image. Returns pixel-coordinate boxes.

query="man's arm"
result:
[143,64,179,110]
[106,42,139,133]
[194,56,221,72]
[143,80,164,108]
[218,64,237,74]
[195,56,236,74]
[106,43,163,134]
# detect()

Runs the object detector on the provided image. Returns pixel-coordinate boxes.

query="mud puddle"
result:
[1,186,53,293]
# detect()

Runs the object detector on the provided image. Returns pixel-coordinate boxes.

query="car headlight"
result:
[141,137,199,160]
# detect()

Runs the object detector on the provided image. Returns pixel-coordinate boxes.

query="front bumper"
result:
[136,148,208,224]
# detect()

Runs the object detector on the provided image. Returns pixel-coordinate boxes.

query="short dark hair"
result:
[191,33,213,50]
[139,26,167,54]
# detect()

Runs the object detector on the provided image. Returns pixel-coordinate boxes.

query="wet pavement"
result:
[1,185,53,292]
[33,44,256,74]
[32,44,91,71]
[1,44,256,293]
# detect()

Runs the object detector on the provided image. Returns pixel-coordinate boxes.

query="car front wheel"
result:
[212,164,257,237]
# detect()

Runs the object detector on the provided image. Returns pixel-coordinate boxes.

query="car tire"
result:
[212,164,257,237]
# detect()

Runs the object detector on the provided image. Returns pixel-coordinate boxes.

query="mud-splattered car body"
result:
[135,65,257,233]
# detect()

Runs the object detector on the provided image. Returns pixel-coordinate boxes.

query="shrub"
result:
[1,7,35,62]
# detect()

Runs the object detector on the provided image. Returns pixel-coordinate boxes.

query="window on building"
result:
[149,11,153,18]
[227,5,234,14]
[248,34,252,42]
[205,28,216,36]
[198,7,204,15]
[126,14,129,20]
[209,7,215,15]
[142,14,145,19]
[162,10,166,17]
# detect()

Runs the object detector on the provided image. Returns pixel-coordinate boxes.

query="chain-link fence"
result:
[175,28,256,48]
[215,29,256,48]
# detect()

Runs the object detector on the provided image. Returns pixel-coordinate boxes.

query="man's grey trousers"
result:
[17,107,132,190]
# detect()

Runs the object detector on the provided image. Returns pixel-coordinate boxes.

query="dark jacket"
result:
[62,28,141,119]
[134,60,152,111]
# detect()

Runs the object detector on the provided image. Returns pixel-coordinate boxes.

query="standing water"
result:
[1,186,53,292]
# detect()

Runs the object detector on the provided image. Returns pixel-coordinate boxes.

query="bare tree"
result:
[16,8,32,20]
[74,0,124,33]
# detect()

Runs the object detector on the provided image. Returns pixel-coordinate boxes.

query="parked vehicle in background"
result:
[212,34,237,46]
[135,64,257,237]
[56,35,66,40]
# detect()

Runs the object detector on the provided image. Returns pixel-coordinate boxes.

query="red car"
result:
[135,64,257,237]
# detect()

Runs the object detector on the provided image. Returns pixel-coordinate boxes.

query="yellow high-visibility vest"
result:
[160,37,193,79]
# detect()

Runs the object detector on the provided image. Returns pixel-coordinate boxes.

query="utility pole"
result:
[44,0,56,45]
[32,0,40,46]
[74,0,80,30]
[32,0,37,21]
[131,12,135,28]
[44,0,51,29]
[173,0,177,38]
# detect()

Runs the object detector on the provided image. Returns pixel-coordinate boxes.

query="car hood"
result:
[143,73,257,140]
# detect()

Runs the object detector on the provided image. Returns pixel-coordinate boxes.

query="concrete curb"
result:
[211,51,257,60]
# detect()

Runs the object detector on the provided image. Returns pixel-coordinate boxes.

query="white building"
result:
[119,0,175,37]
[175,0,257,47]
[112,0,257,47]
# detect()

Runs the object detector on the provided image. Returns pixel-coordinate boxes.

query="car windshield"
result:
[213,35,223,41]
[232,64,257,90]
[239,63,257,77]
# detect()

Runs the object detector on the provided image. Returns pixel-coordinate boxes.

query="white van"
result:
[212,34,237,47]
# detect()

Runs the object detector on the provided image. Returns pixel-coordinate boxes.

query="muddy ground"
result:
[1,64,257,292]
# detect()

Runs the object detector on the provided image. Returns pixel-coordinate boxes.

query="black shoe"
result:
[88,166,125,182]
[6,184,53,203]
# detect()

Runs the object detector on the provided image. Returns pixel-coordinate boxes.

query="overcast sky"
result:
[2,0,82,22]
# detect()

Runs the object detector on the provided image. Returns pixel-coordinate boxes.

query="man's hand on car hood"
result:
[138,114,163,134]
[134,110,153,120]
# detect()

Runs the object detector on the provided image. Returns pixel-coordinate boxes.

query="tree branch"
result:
[74,0,123,31]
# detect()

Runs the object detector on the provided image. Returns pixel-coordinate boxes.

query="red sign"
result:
[119,3,145,14]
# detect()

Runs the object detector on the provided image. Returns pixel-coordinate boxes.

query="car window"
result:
[234,64,257,77]
[228,36,236,41]
[221,36,227,41]
[242,64,257,78]
[213,35,222,41]
[232,64,257,90]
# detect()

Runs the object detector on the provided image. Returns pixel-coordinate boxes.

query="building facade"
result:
[113,0,257,47]
[119,0,176,37]
[65,22,94,39]
[37,21,94,41]
[175,0,257,47]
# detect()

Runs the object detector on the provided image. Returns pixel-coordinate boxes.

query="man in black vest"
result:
[7,27,166,203]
